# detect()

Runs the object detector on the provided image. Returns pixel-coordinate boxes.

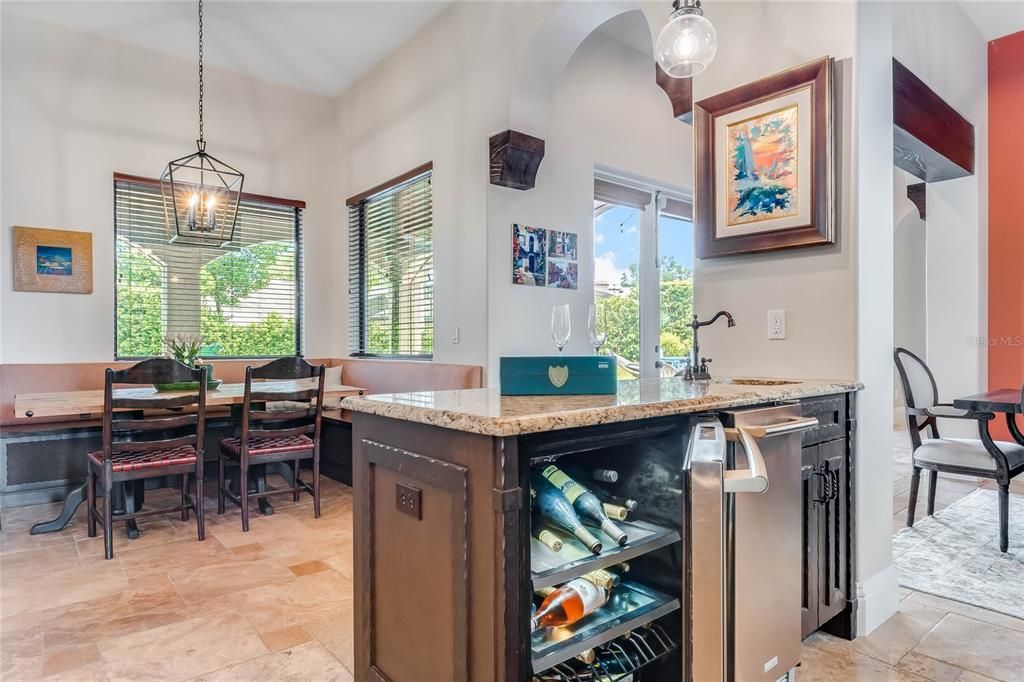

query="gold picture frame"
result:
[13,226,93,294]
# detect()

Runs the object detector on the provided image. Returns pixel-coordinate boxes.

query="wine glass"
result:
[588,304,608,355]
[551,304,571,353]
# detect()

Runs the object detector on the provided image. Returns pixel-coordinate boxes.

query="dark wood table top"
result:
[953,388,1022,414]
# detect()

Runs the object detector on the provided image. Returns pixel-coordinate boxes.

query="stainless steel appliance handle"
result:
[723,427,770,494]
[736,416,819,438]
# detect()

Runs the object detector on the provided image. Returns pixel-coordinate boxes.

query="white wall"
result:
[0,13,342,363]
[688,1,858,381]
[855,0,899,635]
[335,2,558,370]
[893,1,989,437]
[893,168,927,405]
[487,12,692,378]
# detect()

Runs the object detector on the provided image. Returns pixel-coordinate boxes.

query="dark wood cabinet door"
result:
[817,438,849,626]
[319,421,353,485]
[800,445,820,639]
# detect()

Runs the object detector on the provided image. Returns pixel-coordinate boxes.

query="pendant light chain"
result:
[161,0,243,246]
[197,0,205,147]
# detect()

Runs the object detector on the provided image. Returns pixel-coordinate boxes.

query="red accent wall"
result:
[988,30,1024,439]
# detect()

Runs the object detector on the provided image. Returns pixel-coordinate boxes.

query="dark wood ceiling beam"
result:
[893,58,974,182]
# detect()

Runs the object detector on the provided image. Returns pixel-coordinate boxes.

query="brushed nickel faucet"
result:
[682,311,736,381]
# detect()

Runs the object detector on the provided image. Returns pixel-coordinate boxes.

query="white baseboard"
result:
[855,563,900,636]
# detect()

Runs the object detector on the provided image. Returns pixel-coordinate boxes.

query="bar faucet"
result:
[683,311,736,381]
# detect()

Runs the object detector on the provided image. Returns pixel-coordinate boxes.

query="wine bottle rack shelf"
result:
[531,581,680,674]
[531,519,680,590]
[532,623,678,682]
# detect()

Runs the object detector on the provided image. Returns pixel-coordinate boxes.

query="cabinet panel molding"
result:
[359,438,470,682]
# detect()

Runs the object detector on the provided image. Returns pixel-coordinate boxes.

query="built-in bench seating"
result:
[0,358,483,504]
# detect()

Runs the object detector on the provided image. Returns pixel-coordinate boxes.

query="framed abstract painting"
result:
[12,226,93,294]
[694,57,835,258]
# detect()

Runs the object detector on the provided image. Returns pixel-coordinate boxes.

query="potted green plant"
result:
[155,334,222,391]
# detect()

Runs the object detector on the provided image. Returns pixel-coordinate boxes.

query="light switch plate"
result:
[768,310,786,340]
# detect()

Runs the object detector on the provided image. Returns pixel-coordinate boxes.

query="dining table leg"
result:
[255,465,272,516]
[30,480,144,537]
[116,481,143,540]
[228,463,292,516]
[29,483,86,535]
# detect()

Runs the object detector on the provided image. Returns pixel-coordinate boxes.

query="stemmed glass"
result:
[551,304,571,353]
[588,304,608,355]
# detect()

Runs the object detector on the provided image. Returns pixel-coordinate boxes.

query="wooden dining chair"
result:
[87,359,207,560]
[217,357,326,531]
[894,347,1024,552]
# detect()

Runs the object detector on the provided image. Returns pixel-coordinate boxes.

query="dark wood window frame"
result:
[347,162,434,360]
[112,172,306,361]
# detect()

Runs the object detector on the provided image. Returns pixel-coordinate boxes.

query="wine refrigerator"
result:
[524,405,815,681]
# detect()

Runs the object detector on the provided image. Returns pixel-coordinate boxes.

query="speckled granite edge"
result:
[341,378,862,437]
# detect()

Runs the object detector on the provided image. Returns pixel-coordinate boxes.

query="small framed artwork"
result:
[546,259,578,289]
[13,226,93,294]
[694,57,835,258]
[512,224,547,286]
[548,230,577,260]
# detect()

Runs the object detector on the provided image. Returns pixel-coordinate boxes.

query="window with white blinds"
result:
[114,175,303,359]
[347,165,433,358]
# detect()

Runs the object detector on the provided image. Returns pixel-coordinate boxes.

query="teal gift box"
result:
[500,356,618,396]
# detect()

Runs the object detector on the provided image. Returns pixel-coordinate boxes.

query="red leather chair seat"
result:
[219,435,314,458]
[87,445,197,473]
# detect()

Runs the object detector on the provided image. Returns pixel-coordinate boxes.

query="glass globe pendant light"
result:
[655,0,718,78]
[161,0,243,247]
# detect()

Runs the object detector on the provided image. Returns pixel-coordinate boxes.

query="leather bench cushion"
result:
[87,445,197,473]
[338,358,483,394]
[915,437,1024,471]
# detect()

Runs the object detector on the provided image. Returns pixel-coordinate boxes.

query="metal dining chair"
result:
[87,359,208,560]
[894,347,1024,552]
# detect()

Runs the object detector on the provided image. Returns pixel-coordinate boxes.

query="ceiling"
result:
[959,0,1024,41]
[3,1,452,96]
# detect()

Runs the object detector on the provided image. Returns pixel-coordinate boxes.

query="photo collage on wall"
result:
[512,224,578,290]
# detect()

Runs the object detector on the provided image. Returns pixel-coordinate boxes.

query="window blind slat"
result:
[348,170,433,358]
[114,179,303,359]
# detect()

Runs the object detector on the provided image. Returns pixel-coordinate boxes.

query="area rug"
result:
[893,488,1024,620]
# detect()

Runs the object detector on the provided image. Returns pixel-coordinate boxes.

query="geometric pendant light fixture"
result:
[161,0,244,247]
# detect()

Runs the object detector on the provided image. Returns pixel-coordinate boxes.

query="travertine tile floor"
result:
[2,468,1023,681]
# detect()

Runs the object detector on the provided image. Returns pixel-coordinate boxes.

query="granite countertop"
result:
[341,377,862,437]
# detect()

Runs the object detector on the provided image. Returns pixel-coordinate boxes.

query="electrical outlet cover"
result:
[768,310,786,340]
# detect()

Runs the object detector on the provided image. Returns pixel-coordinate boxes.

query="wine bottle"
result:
[591,468,618,483]
[610,561,631,576]
[541,465,628,546]
[534,529,563,552]
[531,472,603,554]
[563,465,619,484]
[603,493,639,513]
[581,568,620,591]
[531,577,608,630]
[602,503,629,521]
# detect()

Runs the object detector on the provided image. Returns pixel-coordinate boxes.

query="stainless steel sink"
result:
[716,378,801,386]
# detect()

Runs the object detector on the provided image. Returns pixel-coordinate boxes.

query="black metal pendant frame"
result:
[160,142,244,247]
